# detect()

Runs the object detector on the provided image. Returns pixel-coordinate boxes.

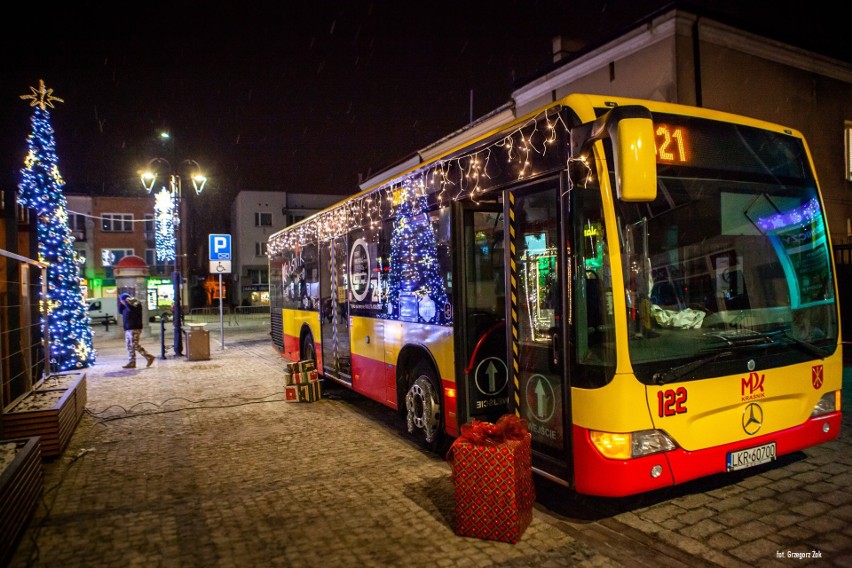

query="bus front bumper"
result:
[572,412,841,497]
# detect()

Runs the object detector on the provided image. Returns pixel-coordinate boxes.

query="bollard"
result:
[103,315,110,332]
[160,317,167,359]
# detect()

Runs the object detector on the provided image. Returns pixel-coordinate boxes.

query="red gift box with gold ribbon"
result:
[447,414,535,543]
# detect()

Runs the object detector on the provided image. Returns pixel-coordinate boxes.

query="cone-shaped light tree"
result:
[18,80,96,371]
[386,177,450,324]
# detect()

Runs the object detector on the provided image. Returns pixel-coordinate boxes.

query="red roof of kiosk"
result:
[113,255,148,269]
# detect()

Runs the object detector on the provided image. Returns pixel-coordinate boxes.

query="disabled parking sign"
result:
[209,234,232,274]
[209,234,231,260]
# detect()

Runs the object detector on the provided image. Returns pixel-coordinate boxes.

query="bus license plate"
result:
[726,442,776,472]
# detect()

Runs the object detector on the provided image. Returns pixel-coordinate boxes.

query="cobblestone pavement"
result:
[6,323,851,567]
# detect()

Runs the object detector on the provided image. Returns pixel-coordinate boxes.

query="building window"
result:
[255,242,268,257]
[102,248,135,267]
[287,214,306,225]
[145,248,169,275]
[255,212,272,226]
[68,213,85,230]
[69,213,86,241]
[102,213,133,232]
[846,122,852,181]
[73,245,87,266]
[144,214,155,241]
[246,269,268,284]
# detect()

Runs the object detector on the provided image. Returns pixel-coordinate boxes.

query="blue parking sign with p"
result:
[209,234,231,261]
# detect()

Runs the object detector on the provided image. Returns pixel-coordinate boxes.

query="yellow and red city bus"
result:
[268,93,842,497]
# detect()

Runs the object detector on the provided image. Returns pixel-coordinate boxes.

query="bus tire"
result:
[404,361,445,453]
[301,333,317,365]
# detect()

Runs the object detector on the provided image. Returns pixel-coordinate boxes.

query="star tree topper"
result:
[20,79,64,110]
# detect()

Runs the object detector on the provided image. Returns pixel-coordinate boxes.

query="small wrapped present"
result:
[285,359,315,373]
[285,381,321,403]
[284,385,299,402]
[447,414,535,543]
[298,381,321,402]
[284,362,318,386]
[293,369,318,385]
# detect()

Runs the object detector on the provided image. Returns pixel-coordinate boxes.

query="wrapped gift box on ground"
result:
[298,381,321,402]
[284,369,318,386]
[284,386,299,402]
[284,376,321,403]
[449,415,535,544]
[285,360,315,373]
[284,361,318,386]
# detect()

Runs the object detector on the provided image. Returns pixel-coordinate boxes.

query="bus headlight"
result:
[590,429,676,459]
[811,391,840,417]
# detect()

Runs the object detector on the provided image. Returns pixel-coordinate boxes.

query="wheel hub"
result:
[406,376,439,443]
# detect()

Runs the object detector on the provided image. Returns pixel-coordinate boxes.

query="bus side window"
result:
[574,191,616,379]
[586,270,602,340]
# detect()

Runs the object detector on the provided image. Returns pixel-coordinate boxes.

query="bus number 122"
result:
[657,387,688,417]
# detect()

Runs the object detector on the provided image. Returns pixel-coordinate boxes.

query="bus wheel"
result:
[301,334,316,364]
[405,362,444,451]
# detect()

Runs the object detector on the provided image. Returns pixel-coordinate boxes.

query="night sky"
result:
[1,1,847,235]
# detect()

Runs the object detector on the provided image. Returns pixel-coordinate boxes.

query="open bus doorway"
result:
[456,198,510,425]
[320,235,352,384]
[510,181,569,481]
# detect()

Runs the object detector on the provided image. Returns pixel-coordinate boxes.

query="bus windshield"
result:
[612,114,837,384]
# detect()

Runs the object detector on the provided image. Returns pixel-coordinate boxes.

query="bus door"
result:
[319,235,352,384]
[457,199,510,425]
[510,181,570,480]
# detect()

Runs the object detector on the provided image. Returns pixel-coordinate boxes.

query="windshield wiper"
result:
[709,328,829,359]
[776,331,829,359]
[705,329,774,346]
[652,350,734,385]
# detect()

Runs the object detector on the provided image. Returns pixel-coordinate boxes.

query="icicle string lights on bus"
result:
[267,108,569,255]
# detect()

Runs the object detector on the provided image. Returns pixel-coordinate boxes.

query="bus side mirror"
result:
[570,105,657,203]
[610,117,657,202]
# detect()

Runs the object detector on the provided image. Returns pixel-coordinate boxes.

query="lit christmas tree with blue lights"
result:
[18,80,96,371]
[386,178,450,324]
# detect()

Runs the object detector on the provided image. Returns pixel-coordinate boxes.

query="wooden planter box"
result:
[2,373,87,459]
[36,372,88,424]
[0,437,43,565]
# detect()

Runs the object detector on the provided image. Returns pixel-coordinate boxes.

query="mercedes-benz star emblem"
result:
[742,402,764,435]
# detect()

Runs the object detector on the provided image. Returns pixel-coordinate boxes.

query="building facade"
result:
[0,188,40,412]
[516,8,852,247]
[230,191,346,307]
[65,194,184,314]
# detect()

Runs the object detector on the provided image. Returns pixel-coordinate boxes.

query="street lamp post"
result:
[140,154,206,358]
